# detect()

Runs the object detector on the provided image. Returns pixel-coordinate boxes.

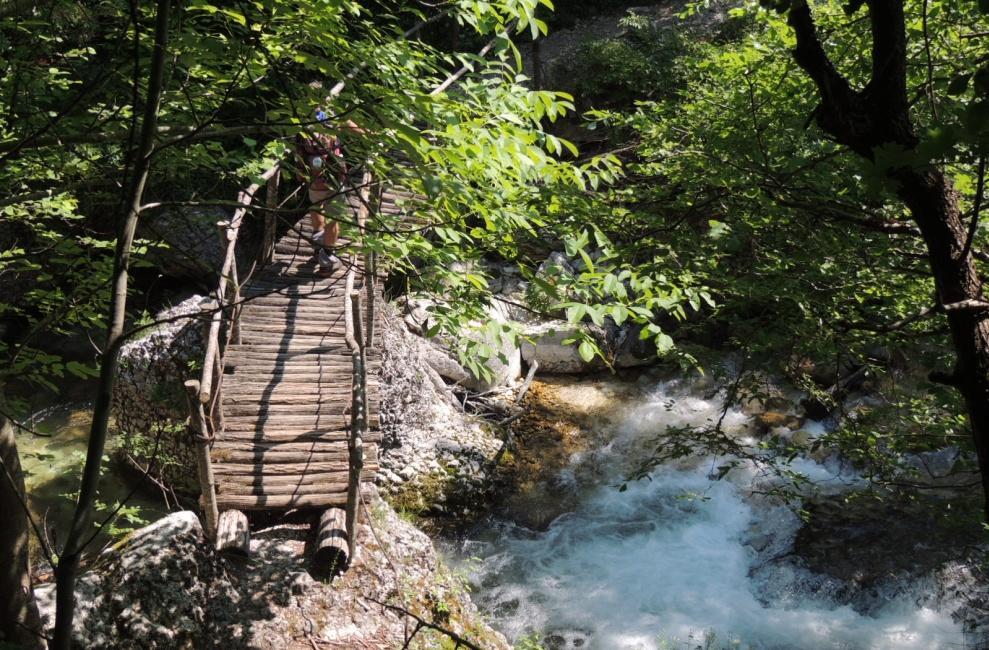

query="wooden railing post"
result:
[344,272,366,561]
[199,298,221,404]
[261,169,280,266]
[355,168,376,350]
[229,256,241,346]
[185,379,219,539]
[211,351,225,434]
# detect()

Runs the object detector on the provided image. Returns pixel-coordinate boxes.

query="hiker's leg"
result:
[308,187,327,235]
[324,221,339,248]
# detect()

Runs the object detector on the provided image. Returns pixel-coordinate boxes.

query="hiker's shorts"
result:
[308,186,333,208]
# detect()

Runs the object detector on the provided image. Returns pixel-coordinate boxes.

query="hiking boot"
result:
[318,248,341,275]
[311,230,324,252]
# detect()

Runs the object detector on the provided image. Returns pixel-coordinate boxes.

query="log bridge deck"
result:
[186,167,398,562]
[210,216,382,512]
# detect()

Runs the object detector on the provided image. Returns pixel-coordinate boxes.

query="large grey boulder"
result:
[520,320,606,373]
[142,208,261,282]
[35,511,233,648]
[112,295,206,493]
[473,300,522,390]
[398,296,522,391]
[520,319,652,374]
[37,503,510,649]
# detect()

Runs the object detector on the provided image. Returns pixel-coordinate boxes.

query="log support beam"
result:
[215,509,250,556]
[313,507,349,576]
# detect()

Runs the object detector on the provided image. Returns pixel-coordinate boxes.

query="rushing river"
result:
[444,376,972,650]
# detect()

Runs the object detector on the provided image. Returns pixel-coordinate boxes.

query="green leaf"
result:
[578,339,595,362]
[66,361,98,379]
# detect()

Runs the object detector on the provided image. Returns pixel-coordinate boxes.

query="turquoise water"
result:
[16,403,168,559]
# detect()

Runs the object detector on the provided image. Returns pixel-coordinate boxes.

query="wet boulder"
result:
[791,492,987,615]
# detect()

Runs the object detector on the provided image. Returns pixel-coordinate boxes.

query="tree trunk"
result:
[0,403,45,649]
[51,1,172,647]
[897,169,989,517]
[784,0,989,517]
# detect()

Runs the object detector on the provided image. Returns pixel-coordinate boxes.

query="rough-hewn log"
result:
[215,509,250,556]
[223,354,359,367]
[314,508,349,575]
[216,470,378,490]
[199,299,221,405]
[223,353,381,377]
[211,352,225,434]
[344,288,366,561]
[261,170,280,266]
[235,323,340,336]
[212,461,378,475]
[215,430,383,443]
[228,344,350,355]
[216,492,351,510]
[217,476,377,496]
[214,439,380,454]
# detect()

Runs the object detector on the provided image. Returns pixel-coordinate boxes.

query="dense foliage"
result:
[537,0,989,493]
[3,0,989,643]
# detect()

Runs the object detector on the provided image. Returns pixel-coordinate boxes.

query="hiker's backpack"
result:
[297,133,345,185]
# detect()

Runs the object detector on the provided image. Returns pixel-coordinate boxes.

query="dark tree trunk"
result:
[52,1,172,647]
[0,403,45,649]
[785,0,989,515]
[897,169,989,516]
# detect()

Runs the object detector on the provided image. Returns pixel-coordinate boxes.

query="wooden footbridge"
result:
[183,165,396,566]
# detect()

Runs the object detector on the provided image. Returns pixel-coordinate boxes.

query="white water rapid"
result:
[446,378,971,650]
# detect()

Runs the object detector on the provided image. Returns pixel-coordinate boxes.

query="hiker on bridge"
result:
[295,108,363,275]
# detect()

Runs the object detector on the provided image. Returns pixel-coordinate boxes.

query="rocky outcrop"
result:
[112,295,206,493]
[35,512,229,648]
[378,304,504,515]
[520,321,606,374]
[141,208,261,283]
[35,503,509,649]
[519,319,652,374]
[749,491,989,645]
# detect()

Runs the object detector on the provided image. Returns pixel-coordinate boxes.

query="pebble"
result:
[289,571,314,595]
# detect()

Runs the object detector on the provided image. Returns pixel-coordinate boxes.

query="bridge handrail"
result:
[343,166,374,558]
[186,161,281,538]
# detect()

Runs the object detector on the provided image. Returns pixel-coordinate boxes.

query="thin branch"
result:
[839,304,937,333]
[368,598,485,650]
[962,153,986,262]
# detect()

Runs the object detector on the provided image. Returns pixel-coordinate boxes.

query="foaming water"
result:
[447,379,967,649]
